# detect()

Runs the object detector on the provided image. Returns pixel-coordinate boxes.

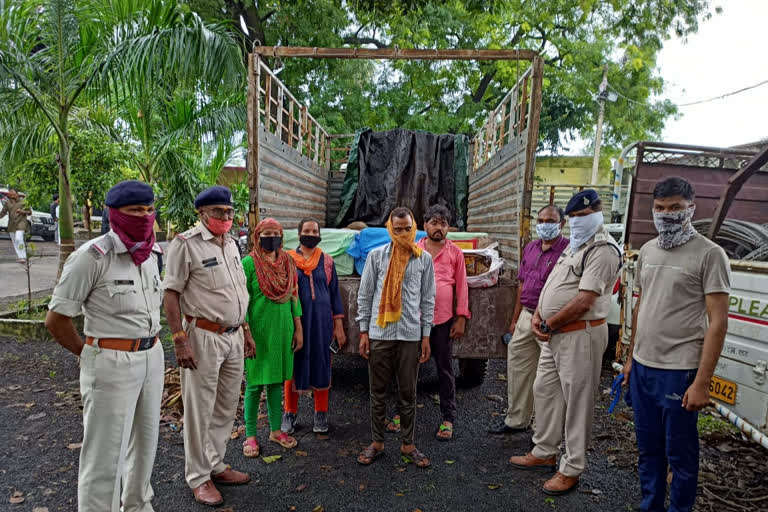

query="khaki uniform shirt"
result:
[164,223,248,327]
[49,231,163,338]
[0,197,31,232]
[538,226,622,322]
[633,234,731,370]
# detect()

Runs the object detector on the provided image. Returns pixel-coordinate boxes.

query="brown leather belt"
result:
[185,315,240,335]
[557,318,607,334]
[85,336,157,352]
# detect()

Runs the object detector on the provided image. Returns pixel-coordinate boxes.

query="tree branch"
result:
[472,69,497,103]
[342,36,388,48]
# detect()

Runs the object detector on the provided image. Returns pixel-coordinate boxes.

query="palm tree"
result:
[0,0,243,273]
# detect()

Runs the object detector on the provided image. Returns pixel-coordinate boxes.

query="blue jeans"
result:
[629,360,699,512]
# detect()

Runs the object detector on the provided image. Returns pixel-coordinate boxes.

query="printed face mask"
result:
[653,206,697,249]
[300,235,321,249]
[259,236,282,252]
[536,222,561,241]
[568,212,604,249]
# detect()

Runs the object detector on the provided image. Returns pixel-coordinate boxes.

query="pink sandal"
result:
[242,438,260,458]
[269,432,297,449]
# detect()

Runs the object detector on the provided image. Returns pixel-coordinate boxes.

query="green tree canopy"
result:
[190,0,715,152]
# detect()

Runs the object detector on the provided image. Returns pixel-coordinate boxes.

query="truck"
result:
[244,47,548,385]
[615,141,768,435]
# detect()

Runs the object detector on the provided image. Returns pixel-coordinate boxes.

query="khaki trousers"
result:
[531,322,608,477]
[180,326,244,489]
[78,340,164,512]
[504,308,540,429]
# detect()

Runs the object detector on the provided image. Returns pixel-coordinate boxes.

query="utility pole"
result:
[591,66,609,184]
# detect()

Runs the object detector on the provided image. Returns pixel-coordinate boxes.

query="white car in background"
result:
[0,189,57,241]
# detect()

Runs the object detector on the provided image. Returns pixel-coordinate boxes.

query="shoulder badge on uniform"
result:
[152,242,164,254]
[176,226,199,241]
[88,234,113,258]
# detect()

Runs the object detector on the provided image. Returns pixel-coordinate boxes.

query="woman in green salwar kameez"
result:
[241,218,303,457]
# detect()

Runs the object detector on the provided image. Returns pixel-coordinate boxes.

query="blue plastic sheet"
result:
[347,227,427,275]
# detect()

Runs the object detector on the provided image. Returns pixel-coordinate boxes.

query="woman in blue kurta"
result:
[282,219,346,434]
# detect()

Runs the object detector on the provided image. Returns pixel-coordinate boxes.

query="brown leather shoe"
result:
[508,452,557,471]
[543,472,580,496]
[212,467,251,486]
[193,480,223,507]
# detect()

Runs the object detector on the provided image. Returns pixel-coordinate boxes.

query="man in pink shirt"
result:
[417,204,471,441]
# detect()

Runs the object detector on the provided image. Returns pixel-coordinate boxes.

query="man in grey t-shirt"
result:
[621,176,730,512]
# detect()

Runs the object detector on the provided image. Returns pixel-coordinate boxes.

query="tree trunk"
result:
[56,117,75,280]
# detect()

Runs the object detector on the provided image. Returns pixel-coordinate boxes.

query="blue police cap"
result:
[564,189,600,215]
[194,186,233,209]
[105,180,154,208]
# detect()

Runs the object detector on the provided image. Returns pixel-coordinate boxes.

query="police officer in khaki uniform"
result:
[45,180,165,512]
[163,186,255,507]
[509,189,622,496]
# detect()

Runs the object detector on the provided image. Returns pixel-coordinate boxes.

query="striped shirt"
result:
[357,243,436,341]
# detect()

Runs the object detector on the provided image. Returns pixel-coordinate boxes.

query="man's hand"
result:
[359,333,370,359]
[244,329,256,359]
[508,320,517,336]
[419,336,431,364]
[174,335,198,370]
[333,319,347,348]
[292,330,304,352]
[682,380,711,411]
[531,312,550,342]
[450,316,466,339]
[620,359,632,387]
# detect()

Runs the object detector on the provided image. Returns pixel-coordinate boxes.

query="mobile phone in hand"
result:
[502,332,513,345]
[329,338,340,354]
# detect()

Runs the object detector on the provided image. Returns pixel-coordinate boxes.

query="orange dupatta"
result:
[376,211,422,328]
[288,247,323,300]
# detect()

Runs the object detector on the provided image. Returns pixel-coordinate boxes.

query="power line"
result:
[604,78,768,108]
[677,79,768,106]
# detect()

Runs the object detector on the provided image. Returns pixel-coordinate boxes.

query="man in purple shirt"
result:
[489,204,568,434]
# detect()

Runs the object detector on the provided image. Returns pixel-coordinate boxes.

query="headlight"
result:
[31,216,42,223]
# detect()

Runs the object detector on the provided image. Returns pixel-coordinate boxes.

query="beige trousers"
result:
[180,325,244,489]
[78,340,164,512]
[504,308,540,429]
[531,322,608,477]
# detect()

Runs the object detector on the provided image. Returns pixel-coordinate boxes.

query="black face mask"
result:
[299,235,321,249]
[259,236,282,252]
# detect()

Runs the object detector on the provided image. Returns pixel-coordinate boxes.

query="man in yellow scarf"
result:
[356,207,436,469]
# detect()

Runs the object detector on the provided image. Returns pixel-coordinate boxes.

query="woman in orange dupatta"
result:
[281,218,346,435]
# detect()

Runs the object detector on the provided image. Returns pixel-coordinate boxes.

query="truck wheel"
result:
[43,234,55,242]
[458,358,488,388]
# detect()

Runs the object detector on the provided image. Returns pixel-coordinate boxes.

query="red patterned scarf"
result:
[249,218,298,304]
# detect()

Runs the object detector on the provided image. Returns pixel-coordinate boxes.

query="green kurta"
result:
[242,255,302,386]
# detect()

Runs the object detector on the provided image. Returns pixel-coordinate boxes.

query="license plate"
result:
[709,376,737,405]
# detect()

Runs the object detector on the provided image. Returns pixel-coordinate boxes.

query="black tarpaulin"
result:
[335,128,468,228]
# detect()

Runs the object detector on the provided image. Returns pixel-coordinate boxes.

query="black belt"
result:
[523,306,536,315]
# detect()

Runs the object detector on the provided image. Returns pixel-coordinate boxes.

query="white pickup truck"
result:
[617,142,768,435]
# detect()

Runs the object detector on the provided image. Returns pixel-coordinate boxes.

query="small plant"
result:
[48,370,56,379]
[544,497,556,508]
[22,237,43,315]
[698,413,739,437]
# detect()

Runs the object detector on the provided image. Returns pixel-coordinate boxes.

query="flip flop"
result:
[386,415,401,433]
[357,445,384,465]
[242,437,260,458]
[401,448,431,468]
[269,432,297,449]
[435,423,453,441]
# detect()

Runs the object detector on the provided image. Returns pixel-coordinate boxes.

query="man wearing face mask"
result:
[45,180,165,512]
[163,186,255,507]
[489,204,568,436]
[510,189,622,496]
[621,177,729,512]
[281,218,346,435]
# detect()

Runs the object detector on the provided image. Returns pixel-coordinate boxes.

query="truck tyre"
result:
[458,358,488,388]
[43,233,55,242]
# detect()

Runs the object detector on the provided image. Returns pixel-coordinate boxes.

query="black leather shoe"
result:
[488,422,529,435]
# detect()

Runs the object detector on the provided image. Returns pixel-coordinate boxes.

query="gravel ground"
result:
[1,334,765,512]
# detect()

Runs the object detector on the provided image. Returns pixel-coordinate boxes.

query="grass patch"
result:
[698,413,739,437]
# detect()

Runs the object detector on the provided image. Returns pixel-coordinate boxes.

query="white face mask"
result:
[568,212,603,249]
[536,222,561,241]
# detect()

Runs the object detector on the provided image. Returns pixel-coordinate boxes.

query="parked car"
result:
[1,188,57,241]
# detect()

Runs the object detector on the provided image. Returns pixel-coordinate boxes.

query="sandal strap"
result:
[360,445,381,458]
[439,424,453,432]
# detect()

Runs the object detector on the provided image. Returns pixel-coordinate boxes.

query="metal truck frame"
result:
[245,47,544,384]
